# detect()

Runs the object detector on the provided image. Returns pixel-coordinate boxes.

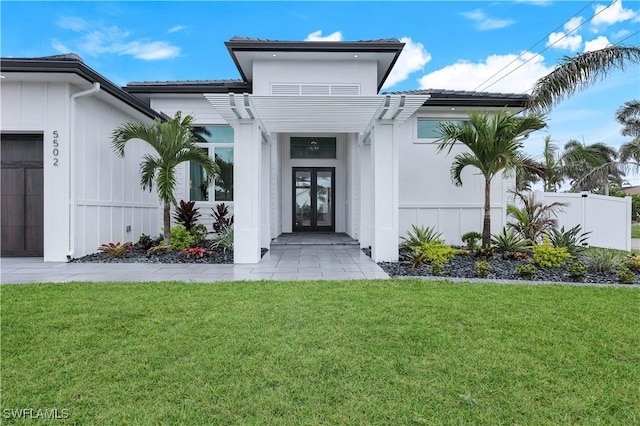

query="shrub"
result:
[584,248,624,272]
[617,267,636,284]
[173,200,201,231]
[409,242,458,269]
[430,260,444,276]
[212,203,234,233]
[547,225,590,255]
[491,229,531,253]
[506,190,566,243]
[182,247,210,259]
[136,233,155,250]
[533,238,572,269]
[461,231,482,252]
[400,225,443,250]
[211,225,234,252]
[148,243,171,255]
[476,260,491,278]
[190,224,209,242]
[624,254,640,272]
[567,261,588,281]
[98,242,133,258]
[516,263,537,279]
[170,224,195,250]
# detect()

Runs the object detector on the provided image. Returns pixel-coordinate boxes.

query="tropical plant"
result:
[437,110,546,247]
[476,260,491,278]
[111,111,219,243]
[624,254,640,272]
[515,263,537,279]
[430,260,444,276]
[173,200,201,231]
[98,242,133,259]
[546,225,591,255]
[409,242,458,269]
[182,247,210,259]
[618,101,640,172]
[170,224,195,251]
[189,224,209,242]
[212,203,234,234]
[507,190,566,243]
[135,233,155,251]
[584,248,624,272]
[491,228,531,254]
[528,46,640,112]
[461,231,482,252]
[563,140,624,195]
[147,243,171,255]
[533,238,572,269]
[617,267,636,284]
[211,225,234,253]
[400,225,443,250]
[567,261,588,281]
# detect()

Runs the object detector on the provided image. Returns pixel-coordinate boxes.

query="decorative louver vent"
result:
[270,83,360,96]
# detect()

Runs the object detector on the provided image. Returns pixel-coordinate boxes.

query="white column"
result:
[359,139,373,249]
[371,120,399,262]
[233,119,261,263]
[260,135,271,248]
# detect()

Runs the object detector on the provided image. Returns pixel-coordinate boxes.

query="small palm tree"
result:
[437,110,546,248]
[507,190,566,244]
[528,46,640,112]
[111,111,219,243]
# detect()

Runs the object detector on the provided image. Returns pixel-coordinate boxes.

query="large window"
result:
[189,126,233,202]
[290,137,336,159]
[416,119,466,141]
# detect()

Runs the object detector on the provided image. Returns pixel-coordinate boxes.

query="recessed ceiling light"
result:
[451,107,456,111]
[353,54,359,58]
[272,54,277,57]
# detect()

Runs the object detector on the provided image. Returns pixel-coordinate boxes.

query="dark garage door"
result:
[1,134,44,257]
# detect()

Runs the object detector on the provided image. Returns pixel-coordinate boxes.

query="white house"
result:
[1,37,529,263]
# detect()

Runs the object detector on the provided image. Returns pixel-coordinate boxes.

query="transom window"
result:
[189,126,234,202]
[417,119,467,140]
[290,137,336,159]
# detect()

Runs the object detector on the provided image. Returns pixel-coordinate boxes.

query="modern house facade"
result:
[1,37,529,263]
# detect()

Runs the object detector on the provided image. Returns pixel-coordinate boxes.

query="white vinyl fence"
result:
[538,192,631,251]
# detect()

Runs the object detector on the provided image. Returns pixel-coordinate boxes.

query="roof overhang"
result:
[204,93,430,134]
[225,38,405,93]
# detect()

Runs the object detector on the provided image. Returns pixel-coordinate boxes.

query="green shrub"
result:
[148,243,171,255]
[136,233,154,250]
[461,231,482,251]
[584,248,624,272]
[547,225,590,255]
[475,260,491,278]
[409,242,458,269]
[516,263,537,279]
[624,254,640,272]
[533,237,572,268]
[98,242,133,258]
[170,224,195,250]
[617,267,636,284]
[190,224,209,242]
[400,225,443,250]
[430,260,444,276]
[567,261,588,281]
[491,228,531,253]
[211,225,234,253]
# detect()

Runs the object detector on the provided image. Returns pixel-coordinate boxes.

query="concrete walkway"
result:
[1,244,389,284]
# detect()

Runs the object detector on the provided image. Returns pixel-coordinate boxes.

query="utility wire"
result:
[477,0,616,92]
[473,0,595,92]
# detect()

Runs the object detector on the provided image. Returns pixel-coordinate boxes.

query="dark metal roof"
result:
[125,79,250,94]
[1,54,162,119]
[384,88,529,108]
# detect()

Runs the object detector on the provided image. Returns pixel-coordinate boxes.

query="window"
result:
[417,119,466,141]
[189,126,233,202]
[290,137,336,159]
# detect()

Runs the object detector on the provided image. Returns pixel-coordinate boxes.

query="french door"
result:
[292,167,335,232]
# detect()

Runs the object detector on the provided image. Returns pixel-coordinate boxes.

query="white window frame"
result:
[189,125,234,204]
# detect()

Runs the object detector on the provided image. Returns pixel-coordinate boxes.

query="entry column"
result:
[233,119,262,263]
[371,120,399,262]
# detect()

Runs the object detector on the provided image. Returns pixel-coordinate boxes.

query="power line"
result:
[473,0,595,92]
[475,0,619,93]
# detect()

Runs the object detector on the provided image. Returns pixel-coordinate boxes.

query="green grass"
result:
[632,223,640,239]
[2,280,639,425]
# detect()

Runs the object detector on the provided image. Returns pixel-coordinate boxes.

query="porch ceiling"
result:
[204,94,430,134]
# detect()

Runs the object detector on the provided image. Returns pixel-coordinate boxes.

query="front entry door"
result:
[293,167,335,232]
[1,134,44,257]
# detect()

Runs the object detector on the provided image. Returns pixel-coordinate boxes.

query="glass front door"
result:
[293,167,335,232]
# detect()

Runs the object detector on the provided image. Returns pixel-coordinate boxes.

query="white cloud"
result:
[461,9,515,30]
[383,37,431,89]
[584,36,612,52]
[54,17,180,61]
[51,40,71,54]
[564,16,584,33]
[592,0,637,27]
[546,31,582,51]
[612,28,631,39]
[56,16,89,32]
[168,25,186,34]
[514,0,552,5]
[417,51,554,94]
[305,30,343,41]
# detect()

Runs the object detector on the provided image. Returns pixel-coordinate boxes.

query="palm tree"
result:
[111,111,219,243]
[507,190,566,244]
[563,140,624,195]
[528,46,640,112]
[437,110,546,247]
[617,100,640,169]
[540,136,564,192]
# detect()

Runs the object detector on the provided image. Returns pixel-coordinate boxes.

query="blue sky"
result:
[2,0,639,182]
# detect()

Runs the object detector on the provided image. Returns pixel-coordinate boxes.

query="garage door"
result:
[1,134,44,256]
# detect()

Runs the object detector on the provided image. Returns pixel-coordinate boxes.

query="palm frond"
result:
[616,99,640,137]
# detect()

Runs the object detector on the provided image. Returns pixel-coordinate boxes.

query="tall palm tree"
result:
[528,46,640,112]
[540,136,564,192]
[112,111,219,243]
[617,100,640,169]
[437,110,546,247]
[563,140,624,195]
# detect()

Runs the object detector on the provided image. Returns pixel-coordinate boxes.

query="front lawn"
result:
[632,223,640,239]
[2,281,639,424]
